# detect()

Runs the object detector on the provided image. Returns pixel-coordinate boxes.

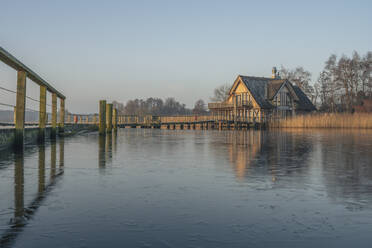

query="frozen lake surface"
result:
[1,129,372,248]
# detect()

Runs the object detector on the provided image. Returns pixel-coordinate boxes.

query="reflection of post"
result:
[98,135,106,169]
[112,130,117,154]
[51,141,56,178]
[14,151,24,221]
[59,137,64,168]
[38,144,45,194]
[106,132,113,163]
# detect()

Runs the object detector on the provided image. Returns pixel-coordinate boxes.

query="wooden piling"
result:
[59,98,65,133]
[99,100,106,135]
[106,103,113,133]
[14,70,27,147]
[51,93,57,139]
[38,85,47,142]
[113,108,118,131]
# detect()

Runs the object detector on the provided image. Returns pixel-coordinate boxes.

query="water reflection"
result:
[0,138,65,247]
[1,129,372,248]
[98,135,106,169]
[98,133,116,170]
[14,151,24,223]
[218,129,372,208]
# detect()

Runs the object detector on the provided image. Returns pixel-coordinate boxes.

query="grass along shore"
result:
[270,113,372,129]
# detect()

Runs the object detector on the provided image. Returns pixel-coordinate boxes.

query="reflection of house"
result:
[226,131,263,180]
[208,68,316,121]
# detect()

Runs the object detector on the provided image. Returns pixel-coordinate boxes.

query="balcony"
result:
[208,100,252,109]
[208,102,234,109]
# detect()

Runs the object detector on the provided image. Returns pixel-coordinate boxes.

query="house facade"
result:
[208,68,316,122]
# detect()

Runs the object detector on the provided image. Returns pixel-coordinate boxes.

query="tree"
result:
[361,51,372,96]
[192,99,207,114]
[316,51,371,112]
[210,84,230,102]
[312,82,320,107]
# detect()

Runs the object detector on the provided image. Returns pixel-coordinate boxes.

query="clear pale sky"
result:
[1,0,371,113]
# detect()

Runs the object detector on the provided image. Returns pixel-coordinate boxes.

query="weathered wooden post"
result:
[38,85,47,142]
[106,103,113,133]
[14,70,27,147]
[51,93,57,139]
[99,100,106,135]
[59,98,65,133]
[113,108,118,131]
[13,107,16,125]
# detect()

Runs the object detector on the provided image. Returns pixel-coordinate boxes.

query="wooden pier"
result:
[0,46,267,150]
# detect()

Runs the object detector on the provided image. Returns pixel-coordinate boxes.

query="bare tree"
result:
[361,51,372,96]
[317,51,371,112]
[313,82,320,107]
[210,84,230,102]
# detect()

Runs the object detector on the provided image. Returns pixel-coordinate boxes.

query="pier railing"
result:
[0,46,66,146]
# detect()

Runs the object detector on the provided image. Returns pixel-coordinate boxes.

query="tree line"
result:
[113,97,208,116]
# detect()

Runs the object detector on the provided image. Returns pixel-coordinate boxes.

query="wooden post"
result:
[106,103,113,133]
[113,108,118,131]
[15,70,27,147]
[99,100,106,135]
[59,98,65,133]
[38,85,47,142]
[51,93,57,139]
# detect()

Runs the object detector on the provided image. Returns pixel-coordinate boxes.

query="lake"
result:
[1,129,372,248]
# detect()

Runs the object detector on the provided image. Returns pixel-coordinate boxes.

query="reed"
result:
[270,113,372,129]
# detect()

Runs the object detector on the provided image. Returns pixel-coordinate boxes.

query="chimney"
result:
[271,67,277,79]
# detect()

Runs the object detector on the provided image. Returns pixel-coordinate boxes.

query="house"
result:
[208,67,316,122]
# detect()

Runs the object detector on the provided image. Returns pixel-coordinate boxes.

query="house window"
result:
[279,92,291,106]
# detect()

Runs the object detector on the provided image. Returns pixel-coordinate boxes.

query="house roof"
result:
[239,76,277,109]
[267,79,287,99]
[237,75,315,111]
[292,85,317,111]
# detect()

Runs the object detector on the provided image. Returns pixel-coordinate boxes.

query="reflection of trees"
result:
[0,138,65,247]
[319,130,372,208]
[221,128,372,209]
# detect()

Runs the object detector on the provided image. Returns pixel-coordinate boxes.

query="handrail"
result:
[0,46,65,99]
[208,100,252,109]
[208,102,234,109]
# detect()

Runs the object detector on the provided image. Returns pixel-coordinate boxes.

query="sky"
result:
[0,0,371,113]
